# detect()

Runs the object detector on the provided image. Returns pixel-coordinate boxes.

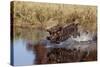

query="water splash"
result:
[71,31,93,42]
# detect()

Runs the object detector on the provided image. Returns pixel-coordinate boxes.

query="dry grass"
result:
[11,1,97,37]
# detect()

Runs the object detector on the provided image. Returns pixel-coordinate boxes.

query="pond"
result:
[12,28,97,66]
[13,39,36,66]
[12,29,49,66]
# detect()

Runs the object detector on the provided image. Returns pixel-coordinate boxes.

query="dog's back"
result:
[47,23,79,44]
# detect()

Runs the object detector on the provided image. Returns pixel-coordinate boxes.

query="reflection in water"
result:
[14,28,49,43]
[33,44,48,64]
[13,39,49,66]
[13,28,49,66]
[13,39,36,66]
[13,38,97,66]
[13,28,97,66]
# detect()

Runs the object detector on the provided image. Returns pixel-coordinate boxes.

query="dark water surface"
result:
[13,38,97,66]
[13,29,97,66]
